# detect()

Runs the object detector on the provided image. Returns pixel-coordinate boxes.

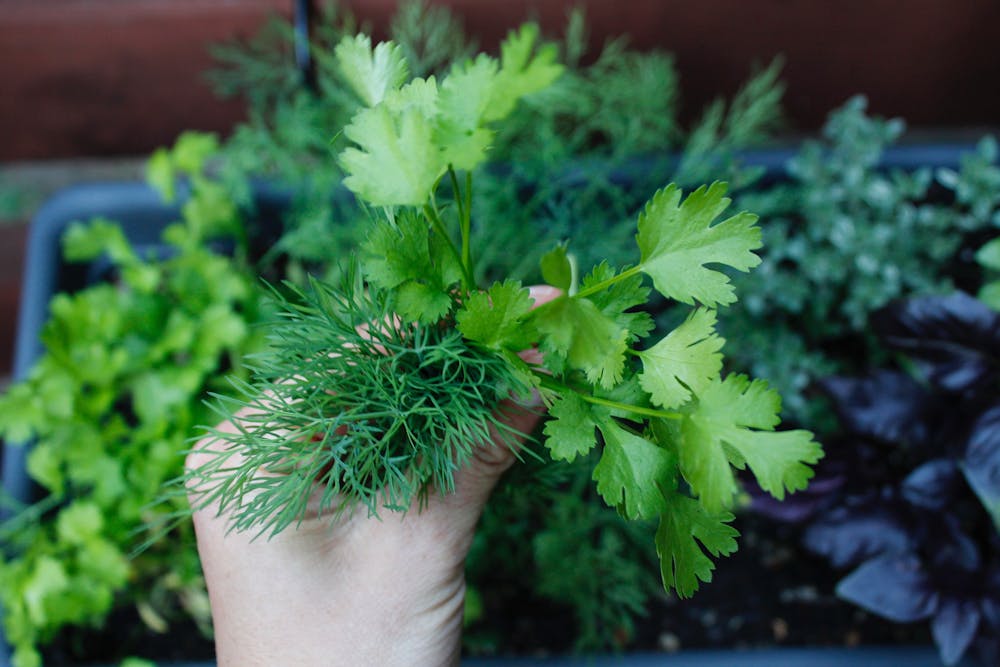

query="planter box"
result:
[1,143,980,664]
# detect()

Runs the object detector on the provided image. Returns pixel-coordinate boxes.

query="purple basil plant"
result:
[755,291,1000,665]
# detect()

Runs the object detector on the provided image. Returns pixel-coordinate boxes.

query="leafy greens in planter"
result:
[0,134,267,667]
[761,292,1000,666]
[185,27,821,601]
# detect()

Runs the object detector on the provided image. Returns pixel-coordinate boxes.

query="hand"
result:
[188,285,562,667]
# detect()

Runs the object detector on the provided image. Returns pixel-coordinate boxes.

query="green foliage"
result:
[184,33,819,626]
[0,134,266,666]
[722,97,1000,425]
[202,2,788,652]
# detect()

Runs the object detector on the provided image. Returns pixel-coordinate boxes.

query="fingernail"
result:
[528,284,563,303]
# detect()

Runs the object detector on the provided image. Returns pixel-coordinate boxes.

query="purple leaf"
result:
[932,599,981,666]
[964,404,1000,527]
[836,553,939,622]
[803,505,912,568]
[871,292,1000,393]
[820,370,936,445]
[902,459,961,510]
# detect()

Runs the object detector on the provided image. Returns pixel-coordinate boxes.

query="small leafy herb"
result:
[724,97,1000,426]
[186,28,820,600]
[0,134,265,667]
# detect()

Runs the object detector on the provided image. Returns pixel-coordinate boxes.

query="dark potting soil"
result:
[470,514,930,658]
[40,518,928,664]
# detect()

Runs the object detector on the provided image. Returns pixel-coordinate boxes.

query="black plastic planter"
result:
[0,144,983,666]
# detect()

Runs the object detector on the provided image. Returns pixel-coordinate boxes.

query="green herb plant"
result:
[0,133,266,667]
[185,28,822,609]
[723,97,1000,426]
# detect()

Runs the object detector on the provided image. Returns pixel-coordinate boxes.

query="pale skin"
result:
[188,285,563,667]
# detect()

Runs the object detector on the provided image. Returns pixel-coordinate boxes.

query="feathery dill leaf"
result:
[187,265,534,533]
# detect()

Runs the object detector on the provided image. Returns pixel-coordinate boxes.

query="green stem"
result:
[423,201,475,291]
[574,265,644,299]
[449,166,472,275]
[534,373,682,421]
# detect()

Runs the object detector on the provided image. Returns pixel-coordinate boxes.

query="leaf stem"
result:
[574,265,644,299]
[449,166,473,277]
[423,200,475,291]
[534,372,682,420]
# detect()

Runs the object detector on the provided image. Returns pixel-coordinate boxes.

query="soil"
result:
[472,514,930,658]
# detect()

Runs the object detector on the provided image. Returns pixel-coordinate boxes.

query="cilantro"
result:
[340,102,443,206]
[184,31,820,605]
[335,34,410,107]
[638,308,724,409]
[678,374,823,512]
[656,493,739,598]
[542,392,600,462]
[534,296,629,389]
[593,417,675,520]
[455,280,535,350]
[636,182,762,307]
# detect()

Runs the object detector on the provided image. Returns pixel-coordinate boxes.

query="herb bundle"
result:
[186,26,821,599]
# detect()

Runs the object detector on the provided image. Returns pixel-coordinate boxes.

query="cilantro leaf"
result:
[485,23,563,122]
[146,147,175,202]
[636,182,762,307]
[539,243,576,292]
[593,416,676,520]
[656,493,739,598]
[638,308,724,409]
[435,55,498,170]
[582,262,654,342]
[456,280,535,350]
[362,212,463,322]
[63,219,136,265]
[542,391,600,462]
[340,97,444,206]
[334,34,409,107]
[678,374,823,512]
[534,296,628,389]
[171,132,219,175]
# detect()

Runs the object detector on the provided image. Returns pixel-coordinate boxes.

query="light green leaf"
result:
[171,131,219,174]
[62,219,135,265]
[580,262,654,342]
[539,243,575,292]
[55,502,104,545]
[976,238,1000,271]
[636,182,762,307]
[456,280,534,350]
[340,102,445,206]
[334,34,410,107]
[24,556,69,625]
[485,23,563,122]
[678,374,822,512]
[0,382,44,443]
[542,391,599,462]
[979,281,1000,311]
[534,296,628,389]
[146,147,175,202]
[593,416,675,520]
[435,55,498,170]
[655,493,738,598]
[638,308,724,408]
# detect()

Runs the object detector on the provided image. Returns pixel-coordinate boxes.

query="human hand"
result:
[188,285,562,667]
